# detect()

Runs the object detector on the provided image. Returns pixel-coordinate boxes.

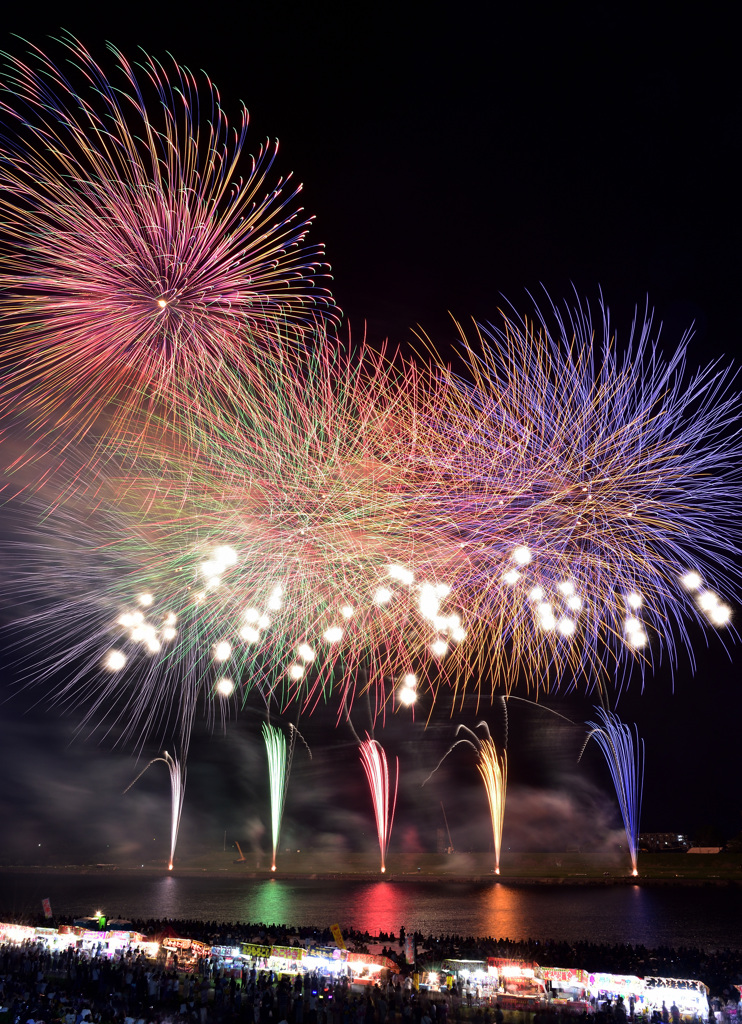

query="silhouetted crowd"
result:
[1,913,741,1024]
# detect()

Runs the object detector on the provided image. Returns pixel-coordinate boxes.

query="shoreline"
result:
[1,864,741,886]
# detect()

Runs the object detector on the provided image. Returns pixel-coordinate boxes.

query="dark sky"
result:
[1,2,740,867]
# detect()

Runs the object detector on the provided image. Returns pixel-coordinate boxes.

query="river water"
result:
[1,874,741,952]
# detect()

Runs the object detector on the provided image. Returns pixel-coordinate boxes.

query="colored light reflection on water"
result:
[475,883,655,943]
[2,875,741,951]
[343,882,412,935]
[249,879,294,926]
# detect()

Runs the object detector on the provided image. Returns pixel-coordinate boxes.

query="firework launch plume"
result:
[0,33,335,477]
[582,707,644,875]
[262,723,309,871]
[359,735,398,873]
[477,736,508,874]
[424,721,507,873]
[124,750,186,870]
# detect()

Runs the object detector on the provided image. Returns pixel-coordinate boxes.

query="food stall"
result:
[487,958,547,1011]
[541,967,590,1010]
[346,950,398,984]
[643,977,710,1019]
[266,944,306,976]
[587,973,646,1013]
[442,960,493,1000]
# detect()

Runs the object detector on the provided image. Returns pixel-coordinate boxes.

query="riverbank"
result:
[2,851,741,883]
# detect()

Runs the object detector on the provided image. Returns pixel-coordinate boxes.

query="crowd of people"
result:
[1,913,740,1024]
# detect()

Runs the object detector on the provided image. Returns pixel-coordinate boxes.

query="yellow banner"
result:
[330,923,346,950]
[241,942,272,957]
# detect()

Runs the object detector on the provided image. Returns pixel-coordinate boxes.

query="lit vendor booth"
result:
[442,960,492,999]
[541,967,590,1011]
[209,944,245,976]
[643,977,710,1019]
[346,950,399,984]
[266,944,306,974]
[587,973,646,1013]
[161,937,209,970]
[0,923,36,944]
[487,958,547,1010]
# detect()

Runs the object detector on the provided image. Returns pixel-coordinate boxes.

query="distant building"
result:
[687,847,723,854]
[638,833,690,852]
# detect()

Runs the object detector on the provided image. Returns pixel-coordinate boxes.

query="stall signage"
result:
[271,945,304,961]
[211,945,241,956]
[542,968,589,984]
[241,943,272,957]
[347,952,390,968]
[307,944,346,961]
[0,923,35,940]
[590,974,642,993]
[488,958,538,971]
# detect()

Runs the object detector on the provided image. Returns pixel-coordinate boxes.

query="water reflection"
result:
[150,875,181,919]
[249,881,294,925]
[481,883,523,939]
[3,874,742,951]
[347,883,412,935]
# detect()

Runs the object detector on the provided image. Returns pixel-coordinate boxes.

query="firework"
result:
[262,723,306,871]
[582,707,644,875]
[416,293,741,698]
[5,293,741,734]
[124,750,186,870]
[359,735,398,873]
[477,736,507,874]
[424,721,507,873]
[5,333,473,741]
[0,33,335,471]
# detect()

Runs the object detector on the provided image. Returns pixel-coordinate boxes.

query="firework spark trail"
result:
[414,293,742,699]
[359,735,398,873]
[261,723,293,871]
[2,349,466,746]
[582,707,644,875]
[2,334,472,739]
[123,750,186,870]
[477,736,507,875]
[422,721,507,873]
[0,33,335,477]
[3,294,742,734]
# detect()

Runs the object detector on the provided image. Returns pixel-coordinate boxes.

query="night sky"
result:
[1,3,740,867]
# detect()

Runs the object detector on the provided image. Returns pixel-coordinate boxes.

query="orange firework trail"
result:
[423,721,507,873]
[477,736,507,875]
[359,735,398,873]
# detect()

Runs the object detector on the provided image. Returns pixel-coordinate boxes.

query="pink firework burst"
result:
[0,33,336,457]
